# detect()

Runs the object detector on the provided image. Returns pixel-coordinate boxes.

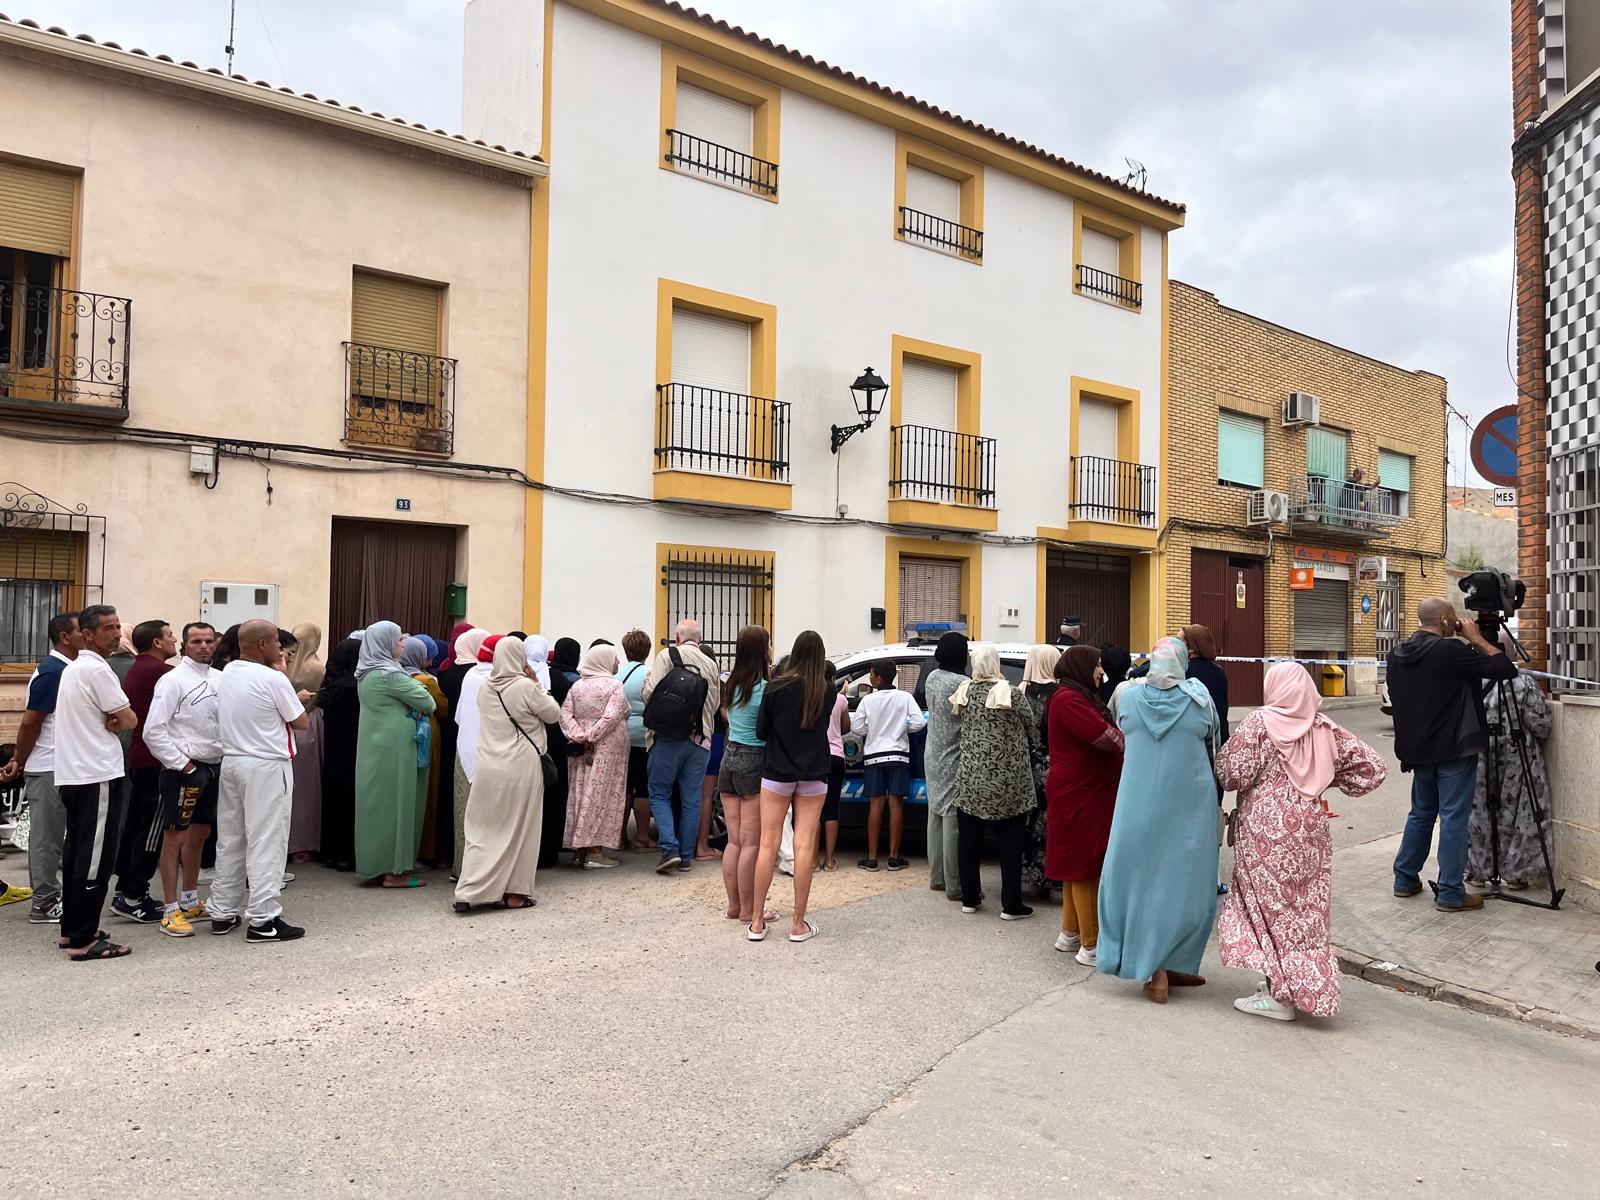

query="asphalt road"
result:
[5,701,1593,1198]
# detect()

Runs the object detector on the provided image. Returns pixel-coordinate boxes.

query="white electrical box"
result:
[199,581,279,631]
[998,604,1021,628]
[189,445,217,475]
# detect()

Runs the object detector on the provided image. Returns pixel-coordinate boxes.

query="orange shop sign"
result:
[1289,566,1316,591]
[1292,545,1356,565]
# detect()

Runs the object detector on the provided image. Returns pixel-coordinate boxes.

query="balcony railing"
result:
[665,129,779,197]
[1075,264,1142,309]
[1070,455,1157,528]
[0,283,131,414]
[898,206,984,261]
[1290,475,1405,537]
[343,341,456,455]
[655,382,790,480]
[890,424,996,508]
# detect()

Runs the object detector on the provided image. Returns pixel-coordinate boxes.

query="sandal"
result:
[492,896,536,910]
[746,923,767,941]
[381,877,427,889]
[1166,971,1207,988]
[452,901,472,915]
[68,937,131,962]
[59,929,109,949]
[789,920,819,943]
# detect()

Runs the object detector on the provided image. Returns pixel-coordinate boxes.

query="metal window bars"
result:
[654,383,790,479]
[664,129,779,196]
[343,341,457,455]
[1069,456,1157,527]
[0,283,131,413]
[0,483,106,663]
[660,548,775,662]
[890,424,997,508]
[1074,264,1142,309]
[897,206,983,261]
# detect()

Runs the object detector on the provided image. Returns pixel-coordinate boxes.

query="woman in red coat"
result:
[1045,645,1125,967]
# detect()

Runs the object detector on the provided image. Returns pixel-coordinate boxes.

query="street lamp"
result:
[831,367,888,454]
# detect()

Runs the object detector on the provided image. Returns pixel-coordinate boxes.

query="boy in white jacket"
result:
[851,661,927,871]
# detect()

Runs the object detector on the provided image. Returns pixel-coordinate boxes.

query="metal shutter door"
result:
[1079,227,1121,275]
[899,557,963,632]
[671,309,750,392]
[1294,579,1349,653]
[0,162,75,256]
[904,165,960,222]
[351,272,439,353]
[1218,412,1266,487]
[900,359,958,430]
[675,83,754,155]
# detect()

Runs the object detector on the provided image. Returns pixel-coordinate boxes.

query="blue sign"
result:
[1361,594,1372,615]
[1470,405,1519,488]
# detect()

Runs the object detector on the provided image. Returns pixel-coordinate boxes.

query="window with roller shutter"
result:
[665,308,753,475]
[346,269,454,453]
[894,137,983,261]
[898,557,964,633]
[661,55,780,198]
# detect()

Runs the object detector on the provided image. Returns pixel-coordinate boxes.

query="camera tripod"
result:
[1428,627,1563,911]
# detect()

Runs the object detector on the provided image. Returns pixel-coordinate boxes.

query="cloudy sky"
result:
[19,0,1511,483]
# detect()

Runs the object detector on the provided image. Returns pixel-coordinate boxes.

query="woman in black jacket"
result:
[748,630,833,944]
[317,638,363,870]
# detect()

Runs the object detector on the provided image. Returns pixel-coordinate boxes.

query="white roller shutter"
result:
[1077,398,1119,460]
[900,359,958,430]
[905,165,960,222]
[899,557,963,633]
[675,83,754,155]
[1294,579,1349,654]
[671,309,750,392]
[1080,227,1122,276]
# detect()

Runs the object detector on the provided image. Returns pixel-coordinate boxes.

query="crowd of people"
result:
[1,593,1533,1026]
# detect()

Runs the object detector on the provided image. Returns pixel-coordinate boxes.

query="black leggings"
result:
[956,809,1026,915]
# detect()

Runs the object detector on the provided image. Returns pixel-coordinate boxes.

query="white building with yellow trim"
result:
[469,0,1185,659]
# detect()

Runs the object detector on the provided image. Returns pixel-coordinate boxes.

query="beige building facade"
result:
[1163,281,1449,703]
[0,17,543,719]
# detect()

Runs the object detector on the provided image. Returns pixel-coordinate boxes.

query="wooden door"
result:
[1191,550,1264,706]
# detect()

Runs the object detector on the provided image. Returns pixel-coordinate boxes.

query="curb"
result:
[1334,946,1600,1041]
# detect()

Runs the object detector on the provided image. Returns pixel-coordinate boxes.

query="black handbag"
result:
[496,689,560,789]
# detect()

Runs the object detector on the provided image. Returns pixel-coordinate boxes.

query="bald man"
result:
[1386,596,1517,912]
[211,619,309,942]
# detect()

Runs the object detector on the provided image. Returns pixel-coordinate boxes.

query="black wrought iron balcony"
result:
[1290,475,1405,538]
[343,341,456,455]
[898,206,983,261]
[665,129,779,197]
[655,383,790,480]
[890,424,996,508]
[1070,455,1157,528]
[1075,264,1142,309]
[0,283,131,416]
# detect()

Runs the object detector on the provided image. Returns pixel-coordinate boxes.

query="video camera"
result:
[1457,569,1526,643]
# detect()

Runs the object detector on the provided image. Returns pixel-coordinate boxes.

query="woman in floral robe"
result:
[1216,663,1387,1021]
[559,644,631,869]
[1467,672,1554,889]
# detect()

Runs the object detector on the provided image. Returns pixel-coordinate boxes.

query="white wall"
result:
[532,4,1165,649]
[463,0,545,155]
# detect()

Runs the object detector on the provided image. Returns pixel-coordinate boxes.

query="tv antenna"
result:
[225,0,237,75]
[1120,157,1147,191]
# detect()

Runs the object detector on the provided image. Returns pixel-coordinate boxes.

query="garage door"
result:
[899,556,963,633]
[1294,578,1349,654]
[1045,549,1130,649]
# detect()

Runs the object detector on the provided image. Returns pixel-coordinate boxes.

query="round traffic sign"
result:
[1470,405,1519,488]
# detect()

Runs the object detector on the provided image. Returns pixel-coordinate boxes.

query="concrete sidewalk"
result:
[1332,833,1600,1039]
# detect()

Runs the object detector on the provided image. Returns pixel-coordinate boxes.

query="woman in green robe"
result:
[355,621,436,888]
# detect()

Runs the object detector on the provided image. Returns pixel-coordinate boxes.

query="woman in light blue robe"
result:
[1097,637,1220,1003]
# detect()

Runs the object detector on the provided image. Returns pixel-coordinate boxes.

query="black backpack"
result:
[642,647,709,741]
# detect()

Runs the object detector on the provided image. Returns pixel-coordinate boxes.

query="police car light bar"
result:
[904,620,968,644]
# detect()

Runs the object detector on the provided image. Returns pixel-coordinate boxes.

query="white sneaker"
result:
[1054,931,1082,953]
[1233,983,1296,1022]
[281,872,296,885]
[1074,944,1097,967]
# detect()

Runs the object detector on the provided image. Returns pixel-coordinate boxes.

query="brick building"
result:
[1162,282,1449,704]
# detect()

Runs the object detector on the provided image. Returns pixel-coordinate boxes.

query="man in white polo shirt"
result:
[212,618,308,943]
[52,604,138,961]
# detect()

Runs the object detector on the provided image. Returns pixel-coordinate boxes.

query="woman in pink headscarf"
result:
[1215,662,1388,1022]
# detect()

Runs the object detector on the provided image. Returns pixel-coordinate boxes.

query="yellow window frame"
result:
[1072,203,1142,301]
[883,536,982,641]
[659,46,782,202]
[654,542,776,650]
[893,135,984,262]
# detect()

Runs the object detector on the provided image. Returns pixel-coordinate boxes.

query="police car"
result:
[829,624,1036,840]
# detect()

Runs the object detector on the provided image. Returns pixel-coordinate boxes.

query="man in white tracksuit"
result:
[212,619,308,944]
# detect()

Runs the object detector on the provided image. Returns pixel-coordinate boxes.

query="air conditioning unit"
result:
[1247,489,1291,525]
[1283,391,1321,427]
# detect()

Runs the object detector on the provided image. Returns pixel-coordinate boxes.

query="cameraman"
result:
[1387,596,1517,912]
